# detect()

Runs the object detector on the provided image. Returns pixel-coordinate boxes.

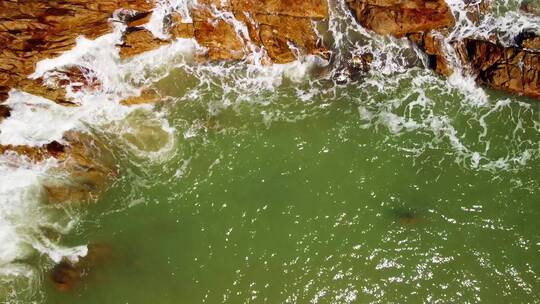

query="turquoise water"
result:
[37,65,540,303]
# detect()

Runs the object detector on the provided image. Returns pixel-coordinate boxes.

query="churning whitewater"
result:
[0,0,539,302]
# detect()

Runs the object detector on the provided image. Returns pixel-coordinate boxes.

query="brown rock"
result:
[119,27,169,59]
[254,14,327,63]
[125,11,153,28]
[0,87,8,101]
[521,1,540,16]
[465,38,540,99]
[0,104,10,120]
[464,0,492,23]
[0,0,155,102]
[192,0,329,63]
[516,32,540,51]
[120,88,161,105]
[46,65,102,93]
[45,141,66,158]
[0,144,63,163]
[409,32,454,76]
[231,0,328,18]
[17,78,74,106]
[193,6,246,61]
[346,0,455,37]
[0,131,115,204]
[51,243,112,292]
[167,12,195,38]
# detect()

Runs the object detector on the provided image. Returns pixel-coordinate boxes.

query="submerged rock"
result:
[120,88,161,106]
[51,261,81,292]
[392,208,422,226]
[44,131,116,204]
[51,243,112,292]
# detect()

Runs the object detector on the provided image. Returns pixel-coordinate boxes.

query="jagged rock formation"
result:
[120,0,329,62]
[0,0,155,102]
[346,0,454,37]
[408,31,456,76]
[346,0,457,76]
[191,0,328,62]
[0,0,330,207]
[346,0,540,100]
[0,131,115,204]
[1,0,329,104]
[464,39,540,99]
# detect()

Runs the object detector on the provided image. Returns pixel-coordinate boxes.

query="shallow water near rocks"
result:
[32,64,540,303]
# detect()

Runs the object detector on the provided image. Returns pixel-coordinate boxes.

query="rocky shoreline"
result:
[0,1,538,205]
[1,0,537,104]
[0,0,539,291]
[0,0,538,216]
[346,0,540,99]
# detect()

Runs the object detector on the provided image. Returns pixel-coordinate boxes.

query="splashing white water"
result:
[0,3,198,298]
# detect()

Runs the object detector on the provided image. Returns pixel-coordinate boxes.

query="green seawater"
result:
[37,64,540,303]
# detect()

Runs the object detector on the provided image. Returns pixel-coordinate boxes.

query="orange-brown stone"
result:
[346,0,455,37]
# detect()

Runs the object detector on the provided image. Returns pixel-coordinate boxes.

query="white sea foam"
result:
[0,153,87,294]
[0,4,198,298]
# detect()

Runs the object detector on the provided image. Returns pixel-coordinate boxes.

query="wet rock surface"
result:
[120,88,161,105]
[0,0,155,102]
[191,0,329,63]
[0,131,115,204]
[346,0,540,100]
[332,53,373,84]
[346,0,455,37]
[1,0,330,103]
[0,104,10,121]
[408,31,455,76]
[464,38,540,99]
